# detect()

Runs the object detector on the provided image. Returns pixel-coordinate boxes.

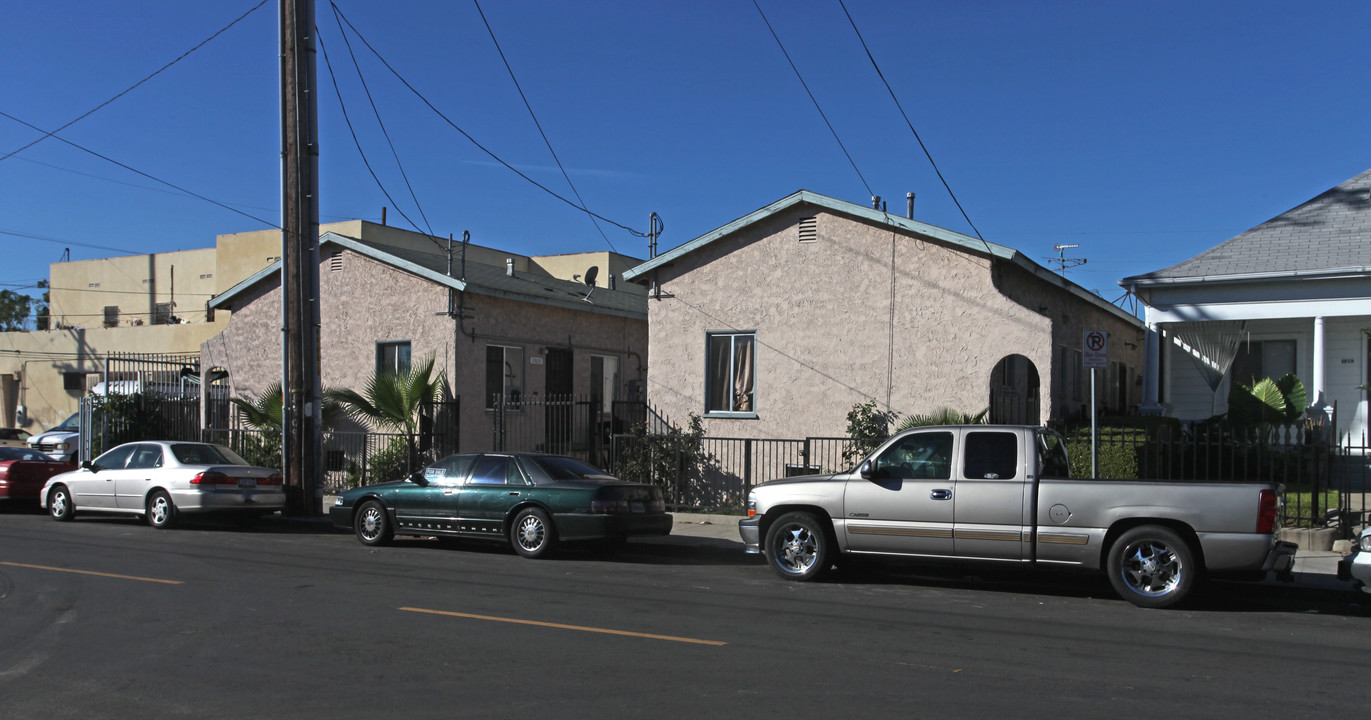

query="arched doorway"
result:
[989,354,1040,425]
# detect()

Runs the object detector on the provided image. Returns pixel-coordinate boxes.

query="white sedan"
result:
[1338,526,1371,594]
[41,441,285,528]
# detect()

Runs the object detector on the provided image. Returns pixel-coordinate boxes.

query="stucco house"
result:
[1121,167,1371,444]
[622,190,1144,440]
[202,222,648,456]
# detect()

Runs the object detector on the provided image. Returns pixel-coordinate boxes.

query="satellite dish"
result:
[584,266,599,287]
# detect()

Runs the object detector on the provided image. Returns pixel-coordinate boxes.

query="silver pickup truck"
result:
[739,425,1297,608]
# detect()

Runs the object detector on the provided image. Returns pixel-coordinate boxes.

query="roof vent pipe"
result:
[506,258,514,277]
[906,192,915,219]
[871,195,881,210]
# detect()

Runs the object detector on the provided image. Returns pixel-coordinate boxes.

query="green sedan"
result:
[329,452,672,557]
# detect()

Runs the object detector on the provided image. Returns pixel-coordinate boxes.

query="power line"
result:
[752,0,874,200]
[327,1,648,238]
[472,0,617,254]
[317,29,437,247]
[0,0,270,165]
[0,110,279,231]
[835,0,989,253]
[0,228,143,256]
[325,6,437,241]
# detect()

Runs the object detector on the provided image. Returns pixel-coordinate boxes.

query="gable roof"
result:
[1124,167,1371,286]
[623,189,1140,325]
[210,232,645,320]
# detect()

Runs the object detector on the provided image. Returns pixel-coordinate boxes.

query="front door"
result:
[74,444,136,508]
[842,430,956,556]
[393,454,476,534]
[545,348,574,453]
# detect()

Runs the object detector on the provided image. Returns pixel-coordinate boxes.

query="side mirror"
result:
[859,461,877,480]
[82,460,95,472]
[408,471,429,486]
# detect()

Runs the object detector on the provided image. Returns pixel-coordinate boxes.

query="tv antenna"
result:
[1049,243,1087,277]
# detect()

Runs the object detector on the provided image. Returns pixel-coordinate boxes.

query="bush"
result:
[367,437,419,484]
[1065,426,1146,479]
[614,415,706,503]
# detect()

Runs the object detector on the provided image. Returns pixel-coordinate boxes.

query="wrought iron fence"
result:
[606,434,851,511]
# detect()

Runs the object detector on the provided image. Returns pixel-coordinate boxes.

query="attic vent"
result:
[798,216,818,243]
[329,250,343,272]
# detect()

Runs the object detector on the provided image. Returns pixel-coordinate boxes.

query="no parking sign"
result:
[1084,330,1108,369]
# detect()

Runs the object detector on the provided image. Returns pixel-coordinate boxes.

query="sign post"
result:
[1083,330,1108,478]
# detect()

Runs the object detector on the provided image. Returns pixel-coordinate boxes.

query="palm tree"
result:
[229,381,345,432]
[228,381,346,469]
[895,407,989,432]
[331,354,446,472]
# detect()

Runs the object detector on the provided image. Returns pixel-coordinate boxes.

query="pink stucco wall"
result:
[643,205,1143,440]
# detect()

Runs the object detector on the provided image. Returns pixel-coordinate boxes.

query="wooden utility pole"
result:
[281,0,322,515]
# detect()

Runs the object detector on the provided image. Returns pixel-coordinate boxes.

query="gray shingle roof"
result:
[1125,168,1371,284]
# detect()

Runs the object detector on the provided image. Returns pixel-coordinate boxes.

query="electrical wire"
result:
[326,7,437,241]
[327,1,648,238]
[0,110,280,231]
[753,0,874,200]
[472,0,617,254]
[0,0,270,165]
[316,30,437,248]
[835,0,990,254]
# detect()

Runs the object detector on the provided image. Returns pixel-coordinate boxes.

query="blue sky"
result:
[3,1,1369,323]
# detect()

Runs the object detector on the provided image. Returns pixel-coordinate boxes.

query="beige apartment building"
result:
[1,220,640,435]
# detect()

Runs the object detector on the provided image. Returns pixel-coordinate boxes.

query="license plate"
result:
[630,502,645,513]
[238,478,257,489]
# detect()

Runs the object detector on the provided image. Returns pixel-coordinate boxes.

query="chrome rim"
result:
[358,505,383,541]
[1119,538,1183,597]
[51,491,68,517]
[772,522,819,575]
[148,495,171,526]
[516,515,546,552]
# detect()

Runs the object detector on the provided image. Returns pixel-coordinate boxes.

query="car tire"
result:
[354,500,393,546]
[146,490,177,529]
[764,511,832,581]
[511,507,556,559]
[1107,525,1196,608]
[49,485,75,521]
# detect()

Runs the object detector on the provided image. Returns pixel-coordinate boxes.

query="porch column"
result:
[1312,316,1327,407]
[1139,321,1163,415]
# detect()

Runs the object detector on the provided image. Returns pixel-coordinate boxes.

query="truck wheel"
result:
[1107,526,1195,608]
[764,511,832,582]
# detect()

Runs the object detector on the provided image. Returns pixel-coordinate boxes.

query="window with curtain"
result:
[705,332,756,414]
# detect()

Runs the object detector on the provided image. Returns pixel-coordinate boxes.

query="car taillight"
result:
[192,471,229,486]
[592,496,630,513]
[260,474,284,486]
[1256,489,1278,534]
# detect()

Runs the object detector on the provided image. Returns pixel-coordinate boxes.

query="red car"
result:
[0,446,75,505]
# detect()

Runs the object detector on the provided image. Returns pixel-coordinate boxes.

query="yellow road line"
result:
[0,561,183,585]
[399,607,727,646]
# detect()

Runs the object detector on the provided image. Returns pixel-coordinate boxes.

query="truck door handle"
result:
[930,489,952,500]
[508,491,521,497]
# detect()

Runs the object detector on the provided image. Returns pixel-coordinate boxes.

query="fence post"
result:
[744,439,753,494]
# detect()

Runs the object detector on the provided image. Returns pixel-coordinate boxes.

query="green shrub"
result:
[367,437,418,484]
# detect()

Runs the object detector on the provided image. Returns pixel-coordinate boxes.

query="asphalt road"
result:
[1,509,1367,719]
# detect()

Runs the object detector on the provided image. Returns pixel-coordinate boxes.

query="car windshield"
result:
[171,443,248,466]
[51,414,80,433]
[528,456,615,481]
[0,446,53,462]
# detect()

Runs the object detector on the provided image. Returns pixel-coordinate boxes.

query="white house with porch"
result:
[1122,167,1371,444]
